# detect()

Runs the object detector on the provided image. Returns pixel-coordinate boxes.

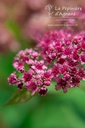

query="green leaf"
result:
[4,89,32,106]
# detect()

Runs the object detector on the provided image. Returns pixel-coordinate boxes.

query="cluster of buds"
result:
[8,49,53,96]
[8,30,85,95]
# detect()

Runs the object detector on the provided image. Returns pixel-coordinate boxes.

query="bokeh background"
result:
[0,0,85,128]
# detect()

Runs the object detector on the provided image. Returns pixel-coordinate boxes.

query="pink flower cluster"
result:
[8,49,53,96]
[8,30,85,95]
[37,30,85,93]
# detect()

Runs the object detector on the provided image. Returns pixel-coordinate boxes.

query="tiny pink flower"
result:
[38,87,48,96]
[13,61,24,73]
[26,81,38,95]
[8,73,18,85]
[16,80,23,89]
[23,72,32,82]
[81,53,85,62]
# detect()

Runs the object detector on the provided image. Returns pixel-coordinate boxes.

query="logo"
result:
[45,4,54,17]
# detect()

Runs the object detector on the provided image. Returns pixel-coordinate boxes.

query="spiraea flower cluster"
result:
[8,30,85,95]
[8,49,53,96]
[37,30,85,93]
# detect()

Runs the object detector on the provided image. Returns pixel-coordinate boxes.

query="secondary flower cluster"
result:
[8,49,53,96]
[8,30,85,95]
